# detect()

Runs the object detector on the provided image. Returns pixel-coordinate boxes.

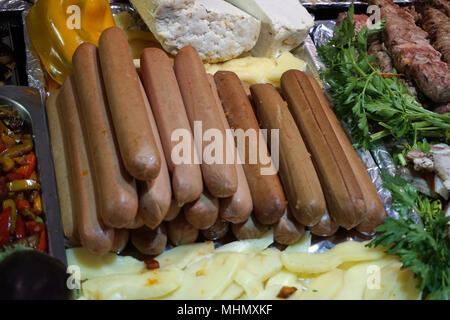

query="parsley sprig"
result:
[369,172,450,300]
[317,4,450,151]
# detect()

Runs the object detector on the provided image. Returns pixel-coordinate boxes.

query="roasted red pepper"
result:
[0,207,11,246]
[16,199,31,211]
[6,172,23,181]
[15,215,26,239]
[37,227,47,252]
[15,152,36,179]
[25,220,44,236]
[144,259,160,270]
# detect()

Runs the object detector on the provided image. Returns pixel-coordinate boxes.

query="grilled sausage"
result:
[140,48,203,206]
[174,46,238,198]
[167,214,199,246]
[274,209,305,245]
[131,225,167,256]
[98,26,161,181]
[164,198,182,222]
[137,82,172,229]
[201,218,229,241]
[183,190,219,230]
[309,210,339,237]
[58,77,114,255]
[111,229,130,254]
[251,83,326,227]
[72,42,138,228]
[281,70,366,230]
[207,74,253,224]
[46,90,79,245]
[214,71,287,225]
[305,73,386,233]
[232,215,270,240]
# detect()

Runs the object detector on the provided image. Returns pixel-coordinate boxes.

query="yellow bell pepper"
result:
[26,0,115,84]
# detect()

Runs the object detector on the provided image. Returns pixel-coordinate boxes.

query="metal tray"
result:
[0,86,66,265]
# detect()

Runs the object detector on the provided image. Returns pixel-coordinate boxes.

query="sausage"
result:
[164,198,182,222]
[131,225,167,256]
[201,218,229,241]
[251,83,326,227]
[281,70,366,230]
[72,42,138,228]
[305,76,386,233]
[174,46,238,198]
[167,214,199,246]
[214,71,287,225]
[124,211,145,229]
[309,210,339,237]
[183,190,219,230]
[207,74,253,224]
[136,82,172,229]
[98,26,161,181]
[140,48,203,206]
[111,229,130,254]
[274,209,305,245]
[45,90,79,245]
[58,77,114,255]
[231,215,270,240]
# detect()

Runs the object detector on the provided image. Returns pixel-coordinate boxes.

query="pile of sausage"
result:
[47,26,386,256]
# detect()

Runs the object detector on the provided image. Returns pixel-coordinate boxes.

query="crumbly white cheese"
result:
[129,0,261,63]
[225,0,314,58]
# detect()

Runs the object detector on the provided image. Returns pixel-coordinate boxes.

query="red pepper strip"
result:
[6,172,23,181]
[16,199,31,211]
[37,227,46,252]
[15,215,26,239]
[15,152,36,179]
[25,220,44,236]
[144,259,160,270]
[0,207,11,246]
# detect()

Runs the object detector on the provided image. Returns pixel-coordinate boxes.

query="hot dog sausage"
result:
[274,209,305,245]
[183,190,219,230]
[201,218,229,241]
[174,46,238,198]
[72,42,138,228]
[164,198,182,222]
[214,71,287,225]
[58,77,115,255]
[140,48,203,206]
[46,90,79,245]
[111,229,130,254]
[131,225,167,256]
[124,211,145,229]
[207,74,253,224]
[251,83,326,227]
[136,82,172,229]
[305,76,386,233]
[309,210,339,237]
[167,214,199,246]
[281,70,365,230]
[98,26,161,181]
[231,215,270,240]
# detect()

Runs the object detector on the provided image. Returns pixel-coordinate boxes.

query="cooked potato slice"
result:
[155,241,215,269]
[295,269,345,300]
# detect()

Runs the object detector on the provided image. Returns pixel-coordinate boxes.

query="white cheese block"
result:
[225,0,314,58]
[130,0,261,63]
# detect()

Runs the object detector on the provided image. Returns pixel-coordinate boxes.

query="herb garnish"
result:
[317,4,450,151]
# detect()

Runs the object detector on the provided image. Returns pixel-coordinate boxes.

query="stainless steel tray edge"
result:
[0,86,67,265]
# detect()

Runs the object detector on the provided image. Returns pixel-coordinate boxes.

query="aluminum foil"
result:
[0,0,30,11]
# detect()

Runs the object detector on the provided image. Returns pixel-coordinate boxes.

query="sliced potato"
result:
[216,230,273,253]
[283,231,311,253]
[82,265,183,300]
[217,283,245,300]
[67,248,145,281]
[390,268,421,300]
[165,252,247,299]
[266,270,299,288]
[295,269,345,300]
[363,262,402,300]
[281,241,384,274]
[155,241,215,269]
[235,269,265,299]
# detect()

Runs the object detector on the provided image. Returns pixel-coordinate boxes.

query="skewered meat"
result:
[421,7,450,64]
[414,0,450,17]
[369,0,450,103]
